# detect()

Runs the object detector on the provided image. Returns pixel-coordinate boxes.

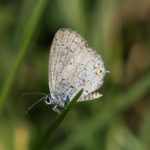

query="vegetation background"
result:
[0,0,150,150]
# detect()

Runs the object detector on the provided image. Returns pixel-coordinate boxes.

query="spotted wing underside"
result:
[49,28,106,102]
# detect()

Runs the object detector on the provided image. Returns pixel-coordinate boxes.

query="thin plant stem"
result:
[33,89,83,150]
[0,0,48,111]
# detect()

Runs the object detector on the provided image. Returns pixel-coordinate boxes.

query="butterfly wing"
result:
[49,28,106,102]
[48,29,79,93]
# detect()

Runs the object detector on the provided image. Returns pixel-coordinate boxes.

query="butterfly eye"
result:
[45,96,51,104]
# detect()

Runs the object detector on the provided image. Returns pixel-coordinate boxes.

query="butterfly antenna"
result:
[25,97,45,114]
[22,92,47,96]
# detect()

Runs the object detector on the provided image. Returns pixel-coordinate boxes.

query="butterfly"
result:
[26,28,108,114]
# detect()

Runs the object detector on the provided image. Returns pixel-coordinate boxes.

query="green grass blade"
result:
[33,89,83,150]
[0,0,48,112]
[52,71,150,150]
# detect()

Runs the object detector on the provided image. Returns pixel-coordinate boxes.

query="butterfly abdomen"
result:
[82,91,103,101]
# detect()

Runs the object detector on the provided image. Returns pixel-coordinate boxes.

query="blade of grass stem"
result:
[0,0,48,111]
[33,89,83,150]
[52,71,150,150]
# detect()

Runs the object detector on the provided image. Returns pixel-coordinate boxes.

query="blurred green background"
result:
[0,0,150,150]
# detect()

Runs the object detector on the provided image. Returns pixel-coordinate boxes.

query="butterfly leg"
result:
[52,105,61,114]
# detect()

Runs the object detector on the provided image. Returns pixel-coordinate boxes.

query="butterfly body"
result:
[26,28,108,114]
[45,85,76,107]
[45,28,107,113]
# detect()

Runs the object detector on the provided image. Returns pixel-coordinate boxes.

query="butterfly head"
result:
[44,93,69,107]
[44,94,58,105]
[44,95,52,104]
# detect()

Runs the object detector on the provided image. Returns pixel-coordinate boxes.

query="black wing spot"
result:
[65,95,70,106]
[70,85,74,88]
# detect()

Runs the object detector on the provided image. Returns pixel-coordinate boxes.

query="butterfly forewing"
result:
[49,29,77,92]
